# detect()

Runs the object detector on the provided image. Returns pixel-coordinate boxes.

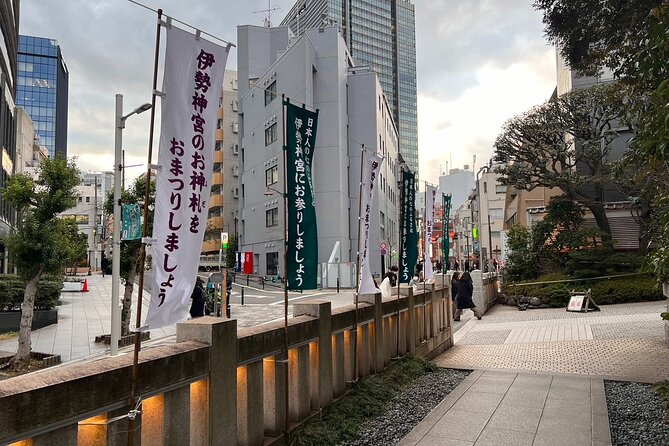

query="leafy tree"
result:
[104,175,155,336]
[225,234,238,269]
[533,0,663,82]
[494,84,626,246]
[3,157,85,366]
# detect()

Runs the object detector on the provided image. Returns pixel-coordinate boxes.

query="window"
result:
[232,144,239,155]
[265,123,277,146]
[232,121,238,133]
[266,252,279,275]
[489,208,504,220]
[86,197,90,203]
[483,182,487,194]
[495,185,507,194]
[266,208,279,227]
[266,165,278,186]
[265,81,277,106]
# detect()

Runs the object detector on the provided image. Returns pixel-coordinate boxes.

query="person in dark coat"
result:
[100,254,109,278]
[189,277,207,318]
[453,271,482,321]
[451,271,460,319]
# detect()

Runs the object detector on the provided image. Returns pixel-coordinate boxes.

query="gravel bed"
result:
[339,368,470,446]
[606,381,669,446]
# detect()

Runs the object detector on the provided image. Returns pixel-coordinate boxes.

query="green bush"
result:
[0,274,64,311]
[503,274,664,307]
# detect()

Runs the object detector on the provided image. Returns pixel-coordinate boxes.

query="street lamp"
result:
[111,94,152,356]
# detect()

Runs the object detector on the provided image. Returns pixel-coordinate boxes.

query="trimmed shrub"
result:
[503,274,664,307]
[0,274,64,311]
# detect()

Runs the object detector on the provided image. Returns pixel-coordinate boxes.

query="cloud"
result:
[418,48,556,185]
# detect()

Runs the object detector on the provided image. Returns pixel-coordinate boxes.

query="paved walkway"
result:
[438,301,669,382]
[400,370,611,446]
[401,300,668,446]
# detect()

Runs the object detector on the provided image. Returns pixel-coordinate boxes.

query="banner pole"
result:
[127,8,163,446]
[394,168,405,359]
[352,144,365,384]
[281,95,290,436]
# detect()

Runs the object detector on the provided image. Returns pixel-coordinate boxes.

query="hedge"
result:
[0,274,64,311]
[503,274,664,307]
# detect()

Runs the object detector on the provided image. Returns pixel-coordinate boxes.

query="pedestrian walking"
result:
[451,271,460,318]
[100,254,109,278]
[189,277,207,318]
[453,271,482,321]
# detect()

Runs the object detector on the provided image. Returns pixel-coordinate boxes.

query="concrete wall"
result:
[0,287,454,445]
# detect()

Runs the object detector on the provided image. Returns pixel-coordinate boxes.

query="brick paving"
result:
[434,301,669,382]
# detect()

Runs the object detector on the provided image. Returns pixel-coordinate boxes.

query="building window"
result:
[483,182,488,194]
[266,208,279,227]
[265,81,277,106]
[489,208,504,220]
[495,184,507,194]
[266,252,279,275]
[265,123,278,146]
[266,165,278,186]
[86,197,90,203]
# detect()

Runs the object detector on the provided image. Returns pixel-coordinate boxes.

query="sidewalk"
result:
[401,300,669,446]
[0,274,175,362]
[400,370,611,446]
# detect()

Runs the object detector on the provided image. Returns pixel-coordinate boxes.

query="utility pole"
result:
[94,176,98,271]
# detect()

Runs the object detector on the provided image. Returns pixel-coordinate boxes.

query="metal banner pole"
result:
[127,9,162,445]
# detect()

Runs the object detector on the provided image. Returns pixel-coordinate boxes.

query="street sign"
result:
[209,272,224,284]
[380,241,388,256]
[221,232,229,249]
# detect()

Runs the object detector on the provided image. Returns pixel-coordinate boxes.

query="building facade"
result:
[61,171,114,272]
[280,0,418,178]
[17,35,69,159]
[438,166,475,218]
[0,0,19,272]
[202,70,239,256]
[237,25,400,278]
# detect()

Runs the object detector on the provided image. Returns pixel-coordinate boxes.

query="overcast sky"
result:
[20,0,556,185]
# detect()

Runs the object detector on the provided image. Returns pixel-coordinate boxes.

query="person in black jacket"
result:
[451,271,460,319]
[453,271,482,321]
[189,277,207,318]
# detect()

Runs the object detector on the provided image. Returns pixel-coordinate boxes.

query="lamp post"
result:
[111,94,151,356]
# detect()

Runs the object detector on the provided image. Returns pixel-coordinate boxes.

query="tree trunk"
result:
[589,203,613,248]
[9,268,43,367]
[121,257,138,336]
[637,202,653,255]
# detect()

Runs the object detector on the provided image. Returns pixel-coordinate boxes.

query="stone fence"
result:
[0,283,455,446]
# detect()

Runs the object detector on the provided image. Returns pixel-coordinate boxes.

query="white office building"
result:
[237,25,400,279]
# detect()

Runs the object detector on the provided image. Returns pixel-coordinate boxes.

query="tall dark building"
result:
[0,1,19,261]
[281,0,419,177]
[17,35,68,158]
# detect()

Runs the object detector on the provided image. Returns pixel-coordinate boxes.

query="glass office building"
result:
[17,35,69,158]
[281,0,419,177]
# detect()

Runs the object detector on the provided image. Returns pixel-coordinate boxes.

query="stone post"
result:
[237,361,264,446]
[332,332,346,397]
[471,270,485,313]
[288,344,310,421]
[360,292,384,374]
[163,386,190,445]
[294,301,333,409]
[407,287,416,355]
[177,317,238,446]
[263,355,286,436]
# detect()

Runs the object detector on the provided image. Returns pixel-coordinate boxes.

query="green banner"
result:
[442,194,451,263]
[285,100,319,290]
[399,170,418,283]
[122,203,142,240]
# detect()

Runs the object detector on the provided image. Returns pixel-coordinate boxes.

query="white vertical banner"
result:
[143,25,229,330]
[357,149,383,295]
[424,185,437,282]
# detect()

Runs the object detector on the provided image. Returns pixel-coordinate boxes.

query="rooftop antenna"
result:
[254,0,282,27]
